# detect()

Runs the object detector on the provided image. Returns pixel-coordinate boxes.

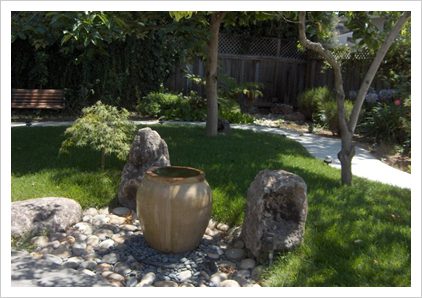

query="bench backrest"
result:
[12,89,65,109]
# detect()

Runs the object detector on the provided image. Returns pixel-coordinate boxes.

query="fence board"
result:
[166,35,384,108]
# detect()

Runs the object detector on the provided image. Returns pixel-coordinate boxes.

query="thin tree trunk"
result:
[101,148,105,170]
[298,11,353,185]
[298,11,410,185]
[349,11,411,132]
[205,12,225,137]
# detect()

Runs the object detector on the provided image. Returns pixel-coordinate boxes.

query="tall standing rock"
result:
[242,170,308,261]
[118,127,170,210]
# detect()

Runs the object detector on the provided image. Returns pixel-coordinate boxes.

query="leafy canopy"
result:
[60,101,136,167]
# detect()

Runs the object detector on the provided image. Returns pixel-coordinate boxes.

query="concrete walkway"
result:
[11,120,411,189]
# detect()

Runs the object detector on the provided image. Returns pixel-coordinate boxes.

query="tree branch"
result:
[349,11,411,132]
[298,11,349,134]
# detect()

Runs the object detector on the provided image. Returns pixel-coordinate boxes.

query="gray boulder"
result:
[283,111,306,123]
[218,118,231,134]
[271,104,293,115]
[242,170,308,261]
[11,197,82,238]
[118,127,170,210]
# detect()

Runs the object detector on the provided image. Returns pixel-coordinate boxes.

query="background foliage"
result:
[12,12,187,112]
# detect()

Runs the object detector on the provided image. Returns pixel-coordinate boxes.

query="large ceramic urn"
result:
[136,166,212,253]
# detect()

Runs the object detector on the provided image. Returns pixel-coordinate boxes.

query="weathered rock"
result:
[271,104,293,115]
[63,256,83,269]
[126,276,138,287]
[91,214,110,226]
[11,197,82,237]
[72,242,87,256]
[83,208,98,217]
[102,252,118,264]
[232,239,245,249]
[284,111,306,123]
[114,262,131,275]
[111,234,126,244]
[220,279,241,287]
[120,224,137,231]
[208,218,217,229]
[239,258,256,270]
[177,270,192,283]
[242,169,308,260]
[50,243,71,259]
[251,265,265,281]
[153,280,178,287]
[31,235,49,248]
[137,272,156,287]
[86,235,100,247]
[94,229,114,240]
[216,223,229,232]
[210,272,228,286]
[80,260,97,271]
[108,215,127,225]
[75,234,88,242]
[224,248,246,261]
[82,269,96,277]
[47,240,61,249]
[118,127,171,210]
[96,263,113,272]
[73,222,93,235]
[107,273,125,282]
[112,207,131,217]
[49,232,67,242]
[43,254,63,266]
[218,118,231,134]
[65,235,76,245]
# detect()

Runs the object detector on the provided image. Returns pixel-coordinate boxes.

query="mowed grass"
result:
[11,125,410,286]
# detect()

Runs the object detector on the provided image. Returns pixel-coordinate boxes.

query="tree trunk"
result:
[205,12,225,137]
[101,148,106,170]
[338,129,355,185]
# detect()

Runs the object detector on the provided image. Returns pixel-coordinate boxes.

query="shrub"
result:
[359,100,411,153]
[218,97,255,124]
[177,91,208,121]
[321,100,354,135]
[60,101,136,170]
[297,87,334,122]
[137,90,207,121]
[137,91,180,118]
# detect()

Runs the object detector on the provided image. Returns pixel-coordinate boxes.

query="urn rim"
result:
[145,166,205,183]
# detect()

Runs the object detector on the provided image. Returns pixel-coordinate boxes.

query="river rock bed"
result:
[19,207,264,287]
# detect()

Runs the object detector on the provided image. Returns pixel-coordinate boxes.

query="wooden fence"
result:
[166,34,386,108]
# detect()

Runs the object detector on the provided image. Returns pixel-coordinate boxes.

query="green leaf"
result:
[97,13,111,29]
[61,33,73,45]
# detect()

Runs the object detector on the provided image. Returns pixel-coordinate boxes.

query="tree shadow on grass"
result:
[264,171,411,286]
[47,168,121,209]
[12,126,124,177]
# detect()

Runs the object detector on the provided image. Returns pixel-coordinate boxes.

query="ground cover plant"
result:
[11,125,410,286]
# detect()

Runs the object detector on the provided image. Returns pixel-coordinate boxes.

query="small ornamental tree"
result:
[60,101,136,170]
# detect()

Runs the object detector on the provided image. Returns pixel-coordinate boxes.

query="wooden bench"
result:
[12,89,65,110]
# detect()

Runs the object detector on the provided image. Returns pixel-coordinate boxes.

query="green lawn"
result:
[11,125,411,286]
